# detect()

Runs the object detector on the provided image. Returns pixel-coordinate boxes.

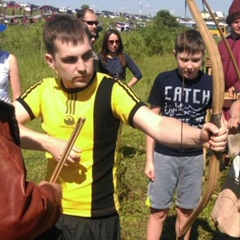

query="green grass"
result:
[2,21,232,240]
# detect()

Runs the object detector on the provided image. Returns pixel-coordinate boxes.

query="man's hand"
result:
[47,138,82,166]
[200,120,228,151]
[39,181,62,198]
[228,99,240,133]
[228,115,240,133]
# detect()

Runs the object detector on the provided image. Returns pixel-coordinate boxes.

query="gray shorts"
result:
[146,152,204,210]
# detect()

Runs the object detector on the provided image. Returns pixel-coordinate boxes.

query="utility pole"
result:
[139,0,142,15]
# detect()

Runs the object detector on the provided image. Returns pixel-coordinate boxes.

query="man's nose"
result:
[77,59,86,71]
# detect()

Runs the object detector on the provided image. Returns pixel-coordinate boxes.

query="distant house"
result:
[200,8,225,22]
[215,11,225,21]
[201,8,210,19]
[177,18,195,28]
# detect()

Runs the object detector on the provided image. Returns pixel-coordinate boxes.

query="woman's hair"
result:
[175,29,206,55]
[99,29,126,67]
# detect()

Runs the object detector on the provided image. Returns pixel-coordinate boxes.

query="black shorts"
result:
[35,213,121,240]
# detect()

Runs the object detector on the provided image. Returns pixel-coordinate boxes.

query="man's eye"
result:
[63,57,78,64]
[82,52,93,61]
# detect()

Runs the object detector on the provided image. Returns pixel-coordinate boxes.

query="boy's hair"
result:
[175,29,206,55]
[43,15,90,55]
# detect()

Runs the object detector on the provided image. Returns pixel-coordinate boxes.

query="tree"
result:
[81,4,90,10]
[154,10,179,28]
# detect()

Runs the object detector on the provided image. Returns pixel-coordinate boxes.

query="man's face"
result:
[45,35,95,89]
[82,11,98,39]
[231,18,240,38]
[175,51,203,80]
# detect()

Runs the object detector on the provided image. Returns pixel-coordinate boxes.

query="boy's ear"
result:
[45,53,55,70]
[173,50,176,56]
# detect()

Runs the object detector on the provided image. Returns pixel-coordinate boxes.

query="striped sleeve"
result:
[111,80,146,126]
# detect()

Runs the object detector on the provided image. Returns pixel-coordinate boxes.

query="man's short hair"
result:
[76,8,96,20]
[43,15,90,55]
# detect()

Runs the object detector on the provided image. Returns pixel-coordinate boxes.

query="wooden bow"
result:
[178,0,225,237]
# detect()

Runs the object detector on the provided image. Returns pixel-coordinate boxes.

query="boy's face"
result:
[231,18,240,38]
[45,35,94,89]
[175,51,203,80]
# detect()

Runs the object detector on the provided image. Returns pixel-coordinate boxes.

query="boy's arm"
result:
[133,106,227,151]
[13,100,81,164]
[145,105,161,181]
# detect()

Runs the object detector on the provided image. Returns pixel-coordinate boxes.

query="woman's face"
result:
[107,33,120,54]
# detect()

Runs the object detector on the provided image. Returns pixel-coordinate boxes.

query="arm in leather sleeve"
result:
[0,101,61,239]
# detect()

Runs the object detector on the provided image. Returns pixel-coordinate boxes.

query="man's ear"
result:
[45,53,55,70]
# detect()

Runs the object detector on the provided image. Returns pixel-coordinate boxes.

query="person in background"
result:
[76,8,101,45]
[221,0,240,93]
[145,29,213,240]
[0,24,22,103]
[0,100,62,239]
[204,0,240,162]
[13,15,227,240]
[98,29,142,88]
[205,0,240,119]
[77,8,102,72]
[215,0,240,162]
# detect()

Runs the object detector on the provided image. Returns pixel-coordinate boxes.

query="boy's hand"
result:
[200,120,228,151]
[144,161,155,181]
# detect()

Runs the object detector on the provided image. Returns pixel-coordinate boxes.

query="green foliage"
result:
[154,10,180,28]
[121,30,147,58]
[3,21,53,90]
[4,22,45,52]
[138,25,180,55]
[81,4,90,10]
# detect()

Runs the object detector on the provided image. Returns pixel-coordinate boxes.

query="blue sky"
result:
[28,0,232,17]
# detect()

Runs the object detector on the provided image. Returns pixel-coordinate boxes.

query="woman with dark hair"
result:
[98,29,142,87]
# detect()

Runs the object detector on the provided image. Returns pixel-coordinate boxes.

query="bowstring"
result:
[177,1,187,236]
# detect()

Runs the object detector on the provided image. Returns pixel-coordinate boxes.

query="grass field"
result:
[3,20,233,240]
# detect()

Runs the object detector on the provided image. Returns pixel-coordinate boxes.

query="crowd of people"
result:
[0,0,240,239]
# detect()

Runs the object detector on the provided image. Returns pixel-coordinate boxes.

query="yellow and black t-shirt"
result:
[18,72,145,217]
